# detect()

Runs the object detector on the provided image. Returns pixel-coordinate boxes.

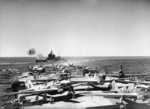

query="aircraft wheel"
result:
[67,91,72,96]
[141,96,146,102]
[71,93,75,99]
[5,88,12,93]
[85,87,90,91]
[133,98,136,102]
[67,92,72,98]
[119,104,126,109]
[49,97,54,104]
[20,96,26,103]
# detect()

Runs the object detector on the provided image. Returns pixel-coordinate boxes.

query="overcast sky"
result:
[0,0,150,57]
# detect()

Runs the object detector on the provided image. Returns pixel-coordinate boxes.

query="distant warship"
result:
[35,50,62,63]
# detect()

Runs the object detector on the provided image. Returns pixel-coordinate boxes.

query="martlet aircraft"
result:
[81,80,150,109]
[3,78,88,104]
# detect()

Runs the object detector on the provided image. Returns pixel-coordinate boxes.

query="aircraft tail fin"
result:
[109,80,118,91]
[94,73,97,79]
[133,82,139,89]
[25,80,34,89]
[85,73,90,79]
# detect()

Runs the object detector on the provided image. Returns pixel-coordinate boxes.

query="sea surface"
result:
[0,57,36,65]
[0,56,150,74]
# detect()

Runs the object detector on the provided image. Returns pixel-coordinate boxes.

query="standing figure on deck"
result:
[119,65,125,78]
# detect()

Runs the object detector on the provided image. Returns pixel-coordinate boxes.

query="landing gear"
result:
[133,98,136,102]
[119,103,126,109]
[68,85,75,99]
[43,93,47,102]
[67,91,75,99]
[42,93,54,104]
[118,96,127,109]
[36,95,39,103]
[116,102,126,109]
[11,98,23,109]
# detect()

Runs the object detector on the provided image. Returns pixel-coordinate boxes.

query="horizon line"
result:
[1,56,150,58]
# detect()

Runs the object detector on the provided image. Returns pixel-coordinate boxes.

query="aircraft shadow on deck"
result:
[86,98,150,109]
[23,93,84,107]
[75,87,112,91]
[75,88,101,91]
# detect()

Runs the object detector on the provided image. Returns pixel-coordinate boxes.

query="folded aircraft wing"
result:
[31,79,56,82]
[6,88,59,95]
[107,74,149,77]
[71,79,98,83]
[114,79,150,85]
[82,92,138,98]
[87,83,110,88]
[126,74,150,77]
[71,83,88,87]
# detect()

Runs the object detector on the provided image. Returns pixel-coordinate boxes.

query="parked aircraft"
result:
[3,78,87,104]
[81,82,150,109]
[106,65,150,79]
